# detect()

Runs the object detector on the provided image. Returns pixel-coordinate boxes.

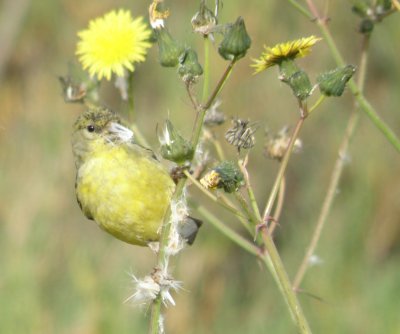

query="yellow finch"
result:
[72,105,200,246]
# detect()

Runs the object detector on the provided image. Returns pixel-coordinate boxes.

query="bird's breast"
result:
[75,146,175,245]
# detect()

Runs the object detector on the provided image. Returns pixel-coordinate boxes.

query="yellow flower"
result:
[76,9,152,80]
[252,36,321,74]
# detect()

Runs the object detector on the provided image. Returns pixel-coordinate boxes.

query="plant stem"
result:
[184,169,255,235]
[258,114,312,334]
[202,36,210,103]
[183,170,247,219]
[269,176,286,236]
[127,71,135,121]
[196,205,260,256]
[293,33,371,291]
[125,71,151,148]
[309,95,325,114]
[149,60,237,334]
[262,115,305,222]
[306,1,400,152]
[287,0,313,19]
[239,156,262,221]
[191,60,236,147]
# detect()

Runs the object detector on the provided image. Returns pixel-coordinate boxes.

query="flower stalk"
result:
[149,60,237,334]
[293,32,371,291]
[259,114,311,333]
[289,0,400,152]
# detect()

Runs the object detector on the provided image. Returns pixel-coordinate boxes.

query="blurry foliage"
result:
[1,0,400,333]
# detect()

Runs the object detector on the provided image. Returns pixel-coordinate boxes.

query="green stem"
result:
[262,115,305,222]
[286,0,313,19]
[184,170,247,219]
[259,114,312,334]
[149,179,186,334]
[269,176,286,236]
[238,158,262,221]
[196,205,259,256]
[261,231,312,333]
[127,71,135,121]
[130,123,150,148]
[213,137,226,160]
[184,170,254,235]
[149,60,237,334]
[349,82,400,151]
[235,192,259,226]
[202,36,210,103]
[191,60,236,147]
[307,4,400,152]
[293,33,370,291]
[309,95,325,114]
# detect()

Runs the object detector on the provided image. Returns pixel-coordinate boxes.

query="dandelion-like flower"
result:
[252,36,321,74]
[76,9,152,80]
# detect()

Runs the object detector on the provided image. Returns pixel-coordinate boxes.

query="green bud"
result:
[279,61,312,101]
[160,120,194,164]
[359,19,374,34]
[155,28,185,67]
[351,1,370,17]
[376,0,392,12]
[218,17,251,61]
[286,70,312,101]
[213,161,244,193]
[278,59,300,79]
[178,48,203,84]
[317,65,356,97]
[200,161,244,193]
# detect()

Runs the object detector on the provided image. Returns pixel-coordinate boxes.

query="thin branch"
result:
[293,33,371,291]
[269,177,286,236]
[196,205,260,256]
[149,60,237,333]
[258,114,312,334]
[308,0,400,152]
[239,155,262,221]
[184,170,247,219]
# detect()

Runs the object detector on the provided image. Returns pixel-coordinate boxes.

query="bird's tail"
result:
[178,216,203,245]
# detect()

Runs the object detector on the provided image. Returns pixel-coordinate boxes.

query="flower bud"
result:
[155,28,185,67]
[359,19,374,34]
[278,59,300,79]
[201,161,244,193]
[178,48,203,84]
[278,60,312,100]
[191,3,217,36]
[286,70,312,101]
[159,120,194,164]
[376,0,392,13]
[218,17,251,61]
[351,2,370,17]
[317,65,356,97]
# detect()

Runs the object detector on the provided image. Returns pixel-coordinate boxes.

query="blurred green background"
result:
[1,0,400,333]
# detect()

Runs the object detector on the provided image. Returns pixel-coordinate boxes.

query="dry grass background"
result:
[1,0,400,333]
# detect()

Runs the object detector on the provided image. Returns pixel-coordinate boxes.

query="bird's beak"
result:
[108,122,134,142]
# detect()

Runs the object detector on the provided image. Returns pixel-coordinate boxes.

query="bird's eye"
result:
[87,125,95,133]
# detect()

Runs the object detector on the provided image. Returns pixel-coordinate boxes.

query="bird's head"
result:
[72,105,134,167]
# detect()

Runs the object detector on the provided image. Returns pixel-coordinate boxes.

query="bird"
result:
[71,105,200,246]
